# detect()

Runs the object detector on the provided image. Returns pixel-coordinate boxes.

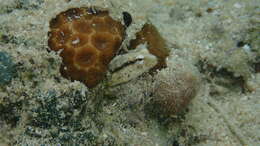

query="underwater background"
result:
[0,0,259,145]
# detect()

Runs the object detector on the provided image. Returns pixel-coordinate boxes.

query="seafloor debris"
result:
[48,7,125,88]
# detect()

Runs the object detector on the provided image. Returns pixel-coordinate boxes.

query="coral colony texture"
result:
[48,7,125,88]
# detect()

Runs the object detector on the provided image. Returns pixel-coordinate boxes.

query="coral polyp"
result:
[48,7,125,88]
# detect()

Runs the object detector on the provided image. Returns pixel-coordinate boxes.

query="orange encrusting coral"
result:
[130,23,169,72]
[48,7,125,88]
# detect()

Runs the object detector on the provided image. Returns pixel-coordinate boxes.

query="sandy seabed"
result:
[0,0,259,145]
